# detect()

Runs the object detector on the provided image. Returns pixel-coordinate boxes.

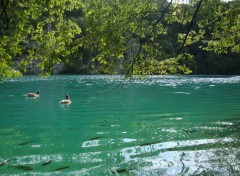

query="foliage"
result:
[0,0,83,78]
[132,53,193,75]
[0,0,239,79]
[198,0,240,54]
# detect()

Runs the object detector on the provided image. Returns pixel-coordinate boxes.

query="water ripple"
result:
[4,75,240,86]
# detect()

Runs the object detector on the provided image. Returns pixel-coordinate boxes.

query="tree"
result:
[198,0,240,54]
[0,0,239,79]
[81,0,193,76]
[0,0,83,79]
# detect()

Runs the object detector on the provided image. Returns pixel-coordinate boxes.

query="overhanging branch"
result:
[125,0,173,78]
[177,0,203,54]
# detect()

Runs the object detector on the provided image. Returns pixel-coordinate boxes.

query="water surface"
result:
[0,75,240,175]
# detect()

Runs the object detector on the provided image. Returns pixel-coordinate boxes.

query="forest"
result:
[0,0,239,79]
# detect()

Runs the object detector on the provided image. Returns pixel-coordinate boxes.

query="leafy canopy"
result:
[0,0,83,79]
[0,0,239,79]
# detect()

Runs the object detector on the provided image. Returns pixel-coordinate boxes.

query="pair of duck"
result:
[26,91,71,104]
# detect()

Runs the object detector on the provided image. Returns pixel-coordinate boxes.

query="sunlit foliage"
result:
[0,0,239,79]
[0,0,83,79]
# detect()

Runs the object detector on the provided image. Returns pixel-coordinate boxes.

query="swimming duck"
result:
[60,94,71,104]
[26,91,40,97]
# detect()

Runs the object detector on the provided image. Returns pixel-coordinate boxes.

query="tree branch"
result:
[177,0,203,54]
[124,0,173,78]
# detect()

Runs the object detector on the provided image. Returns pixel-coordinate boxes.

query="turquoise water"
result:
[0,75,240,175]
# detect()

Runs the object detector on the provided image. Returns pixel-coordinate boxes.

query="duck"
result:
[26,91,40,97]
[60,94,71,104]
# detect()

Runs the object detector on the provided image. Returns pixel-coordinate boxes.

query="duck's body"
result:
[26,91,40,97]
[60,94,71,104]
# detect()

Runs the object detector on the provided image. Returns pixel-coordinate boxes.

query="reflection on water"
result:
[59,103,71,111]
[0,138,239,175]
[0,75,240,175]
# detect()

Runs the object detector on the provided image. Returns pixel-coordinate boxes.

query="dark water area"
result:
[0,75,240,175]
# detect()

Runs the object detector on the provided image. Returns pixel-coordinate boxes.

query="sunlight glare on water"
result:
[0,75,240,175]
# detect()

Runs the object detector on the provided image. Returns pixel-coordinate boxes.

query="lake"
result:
[0,75,240,175]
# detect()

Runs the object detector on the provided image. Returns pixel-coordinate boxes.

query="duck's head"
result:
[36,91,40,95]
[66,94,70,100]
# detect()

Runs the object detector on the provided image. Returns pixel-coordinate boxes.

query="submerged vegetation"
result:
[0,0,239,79]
